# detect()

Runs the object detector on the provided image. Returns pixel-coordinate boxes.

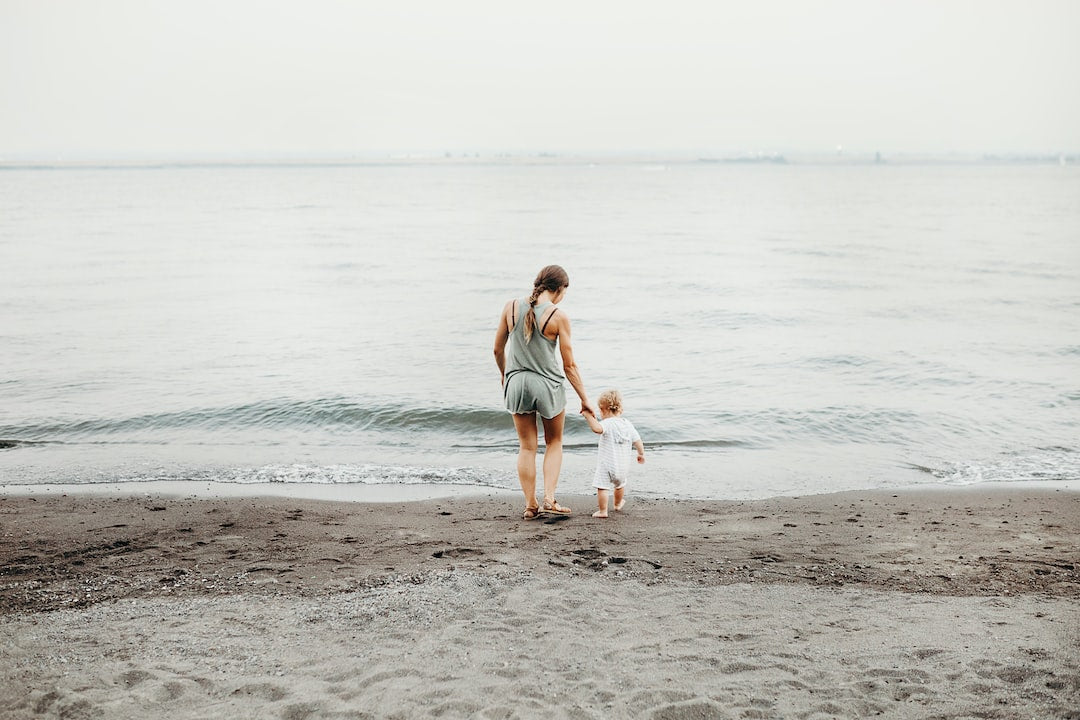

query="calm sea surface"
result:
[1,161,1078,499]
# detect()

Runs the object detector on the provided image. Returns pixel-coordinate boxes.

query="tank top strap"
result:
[516,299,551,328]
[532,301,556,337]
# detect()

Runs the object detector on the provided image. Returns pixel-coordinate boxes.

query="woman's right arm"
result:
[493,300,513,385]
[552,312,595,413]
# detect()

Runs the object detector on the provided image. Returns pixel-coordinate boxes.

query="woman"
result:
[493,265,594,520]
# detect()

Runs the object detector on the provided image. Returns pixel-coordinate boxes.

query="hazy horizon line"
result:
[2,148,1077,167]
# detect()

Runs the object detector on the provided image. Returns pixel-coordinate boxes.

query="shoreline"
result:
[0,479,517,504]
[2,485,1077,718]
[0,477,1076,505]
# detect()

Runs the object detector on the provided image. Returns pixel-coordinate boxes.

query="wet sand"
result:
[2,486,1078,719]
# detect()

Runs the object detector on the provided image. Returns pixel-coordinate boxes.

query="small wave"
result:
[901,462,939,475]
[25,463,514,489]
[931,448,1080,485]
[773,248,843,258]
[0,439,48,450]
[687,309,799,329]
[804,354,875,369]
[0,398,514,442]
[210,463,510,487]
[749,406,927,445]
[453,438,749,452]
[649,439,753,449]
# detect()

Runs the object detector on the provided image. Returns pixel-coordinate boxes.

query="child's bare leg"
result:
[613,486,626,511]
[592,489,609,518]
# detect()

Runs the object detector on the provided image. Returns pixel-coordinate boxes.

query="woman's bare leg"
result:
[512,413,539,510]
[540,412,567,510]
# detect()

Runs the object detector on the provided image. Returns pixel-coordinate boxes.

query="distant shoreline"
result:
[1,152,1076,170]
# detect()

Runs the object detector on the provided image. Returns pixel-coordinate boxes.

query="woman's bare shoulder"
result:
[501,298,522,316]
[543,304,569,338]
[551,305,571,326]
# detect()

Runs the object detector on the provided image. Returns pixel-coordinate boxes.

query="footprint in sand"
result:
[996,666,1039,684]
[281,702,319,720]
[432,548,483,559]
[231,682,289,702]
[569,548,609,570]
[719,662,761,674]
[33,690,61,714]
[118,669,154,688]
[912,648,945,660]
[650,699,727,719]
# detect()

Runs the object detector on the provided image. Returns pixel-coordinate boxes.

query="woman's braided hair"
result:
[523,265,569,343]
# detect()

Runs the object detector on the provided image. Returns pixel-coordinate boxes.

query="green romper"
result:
[503,299,567,418]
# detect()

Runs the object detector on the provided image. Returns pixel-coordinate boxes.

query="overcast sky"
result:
[2,0,1077,159]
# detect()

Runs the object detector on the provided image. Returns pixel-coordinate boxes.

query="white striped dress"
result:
[592,416,641,490]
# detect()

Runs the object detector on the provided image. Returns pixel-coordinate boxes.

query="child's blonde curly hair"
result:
[597,389,624,415]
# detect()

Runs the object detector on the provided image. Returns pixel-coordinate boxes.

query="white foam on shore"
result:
[0,480,517,503]
[1,478,1075,505]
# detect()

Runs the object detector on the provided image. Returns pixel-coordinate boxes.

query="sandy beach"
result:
[1,485,1078,719]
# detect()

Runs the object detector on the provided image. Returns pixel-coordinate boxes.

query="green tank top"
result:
[505,299,564,385]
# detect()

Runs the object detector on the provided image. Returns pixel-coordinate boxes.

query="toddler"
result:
[581,389,645,518]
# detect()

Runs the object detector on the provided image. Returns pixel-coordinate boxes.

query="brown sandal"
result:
[523,506,541,520]
[542,499,572,515]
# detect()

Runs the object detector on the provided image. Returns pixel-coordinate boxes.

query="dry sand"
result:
[1,485,1078,719]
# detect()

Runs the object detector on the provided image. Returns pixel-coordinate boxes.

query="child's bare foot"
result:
[614,500,626,511]
[592,510,608,518]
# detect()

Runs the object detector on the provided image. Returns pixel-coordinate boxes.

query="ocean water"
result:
[1,161,1078,500]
